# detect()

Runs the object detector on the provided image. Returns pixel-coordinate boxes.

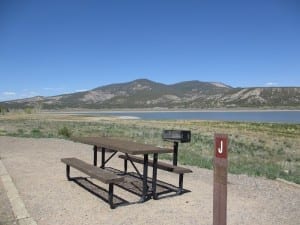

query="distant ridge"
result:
[1,79,300,109]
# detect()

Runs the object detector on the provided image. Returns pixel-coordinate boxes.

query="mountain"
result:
[1,79,300,109]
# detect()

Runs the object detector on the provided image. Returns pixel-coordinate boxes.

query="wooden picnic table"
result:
[71,136,173,201]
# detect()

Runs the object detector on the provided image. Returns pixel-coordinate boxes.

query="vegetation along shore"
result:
[0,111,299,184]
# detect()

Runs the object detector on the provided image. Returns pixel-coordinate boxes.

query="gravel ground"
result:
[0,136,299,225]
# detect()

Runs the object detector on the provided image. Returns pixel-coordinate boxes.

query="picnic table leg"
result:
[101,147,105,169]
[108,183,114,209]
[177,174,184,194]
[93,145,97,166]
[66,165,71,180]
[152,153,158,200]
[173,141,178,166]
[140,154,149,202]
[124,155,128,174]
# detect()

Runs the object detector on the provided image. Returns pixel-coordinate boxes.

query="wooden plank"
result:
[119,155,192,174]
[61,158,124,184]
[71,136,173,155]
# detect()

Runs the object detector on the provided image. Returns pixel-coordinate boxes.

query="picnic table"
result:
[70,136,174,202]
[62,136,192,208]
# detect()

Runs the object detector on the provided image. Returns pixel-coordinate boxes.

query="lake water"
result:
[73,110,300,124]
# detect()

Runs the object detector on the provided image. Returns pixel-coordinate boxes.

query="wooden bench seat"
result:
[118,154,192,194]
[119,154,192,174]
[61,157,124,209]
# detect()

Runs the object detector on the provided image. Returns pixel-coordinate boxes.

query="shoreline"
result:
[42,108,300,114]
[39,109,300,124]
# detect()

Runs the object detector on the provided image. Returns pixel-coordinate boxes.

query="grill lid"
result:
[162,130,191,143]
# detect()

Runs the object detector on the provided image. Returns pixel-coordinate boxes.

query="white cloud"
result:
[0,90,40,101]
[20,91,39,98]
[0,91,17,101]
[265,82,278,87]
[75,89,88,92]
[43,87,66,91]
[3,91,16,96]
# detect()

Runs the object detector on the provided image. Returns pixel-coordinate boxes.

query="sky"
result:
[1,0,300,101]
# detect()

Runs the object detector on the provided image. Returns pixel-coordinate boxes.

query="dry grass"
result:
[0,111,299,183]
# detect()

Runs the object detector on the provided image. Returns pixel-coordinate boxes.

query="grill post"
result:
[162,130,191,166]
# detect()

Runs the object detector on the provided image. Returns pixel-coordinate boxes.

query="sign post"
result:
[213,133,228,225]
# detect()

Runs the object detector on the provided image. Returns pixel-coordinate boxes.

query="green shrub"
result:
[31,129,43,138]
[58,126,72,138]
[24,108,33,114]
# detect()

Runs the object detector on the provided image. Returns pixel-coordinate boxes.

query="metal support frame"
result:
[121,153,186,198]
[126,154,143,179]
[66,165,71,180]
[93,145,97,166]
[108,183,114,209]
[92,146,168,203]
[64,163,117,209]
[123,154,153,202]
[152,153,158,200]
[103,151,117,167]
[93,147,118,169]
[124,156,128,173]
[101,147,105,168]
[177,174,184,194]
[140,154,149,202]
[173,141,178,166]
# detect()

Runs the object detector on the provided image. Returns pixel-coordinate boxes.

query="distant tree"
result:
[0,106,9,114]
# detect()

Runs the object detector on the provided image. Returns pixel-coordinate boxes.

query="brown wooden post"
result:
[213,133,228,225]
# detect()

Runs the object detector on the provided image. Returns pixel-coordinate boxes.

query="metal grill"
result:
[162,130,191,143]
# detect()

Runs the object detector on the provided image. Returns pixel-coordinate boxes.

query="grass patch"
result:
[58,126,72,138]
[31,128,43,138]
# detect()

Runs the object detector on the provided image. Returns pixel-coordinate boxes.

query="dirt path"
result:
[0,136,299,225]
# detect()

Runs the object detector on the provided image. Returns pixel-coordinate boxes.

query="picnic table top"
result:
[71,136,173,155]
